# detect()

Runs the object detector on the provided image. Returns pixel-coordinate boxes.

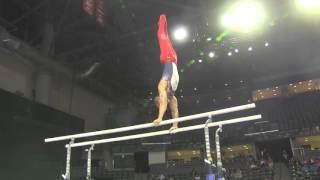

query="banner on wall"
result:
[83,0,105,27]
[148,151,166,165]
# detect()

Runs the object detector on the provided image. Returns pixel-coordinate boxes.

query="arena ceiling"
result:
[1,0,320,99]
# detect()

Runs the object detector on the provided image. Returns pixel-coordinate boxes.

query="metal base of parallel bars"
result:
[215,125,224,179]
[62,139,74,180]
[204,115,215,167]
[86,145,94,180]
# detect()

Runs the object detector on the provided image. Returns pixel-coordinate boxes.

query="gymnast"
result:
[152,14,180,131]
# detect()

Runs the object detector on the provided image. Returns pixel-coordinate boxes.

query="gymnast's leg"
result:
[168,95,179,131]
[152,80,169,126]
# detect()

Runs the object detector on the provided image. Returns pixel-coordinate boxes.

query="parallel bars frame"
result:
[67,114,262,148]
[45,103,256,143]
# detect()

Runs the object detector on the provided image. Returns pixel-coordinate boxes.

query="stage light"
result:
[228,52,233,56]
[295,0,320,15]
[192,151,196,155]
[209,52,215,58]
[235,49,239,53]
[198,59,203,63]
[297,0,320,9]
[265,42,269,47]
[173,27,188,41]
[248,46,253,51]
[221,1,267,32]
[207,37,212,41]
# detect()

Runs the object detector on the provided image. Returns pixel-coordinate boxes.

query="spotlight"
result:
[228,52,232,56]
[207,37,212,41]
[234,49,239,53]
[221,1,267,32]
[296,0,320,9]
[295,0,320,16]
[198,59,203,63]
[265,42,269,47]
[248,46,253,51]
[173,27,188,41]
[208,52,215,58]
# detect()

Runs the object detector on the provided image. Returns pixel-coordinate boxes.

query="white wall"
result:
[50,76,112,131]
[0,48,34,98]
[0,48,113,131]
[113,103,139,127]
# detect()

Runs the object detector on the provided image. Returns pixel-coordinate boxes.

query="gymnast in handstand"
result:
[152,14,180,131]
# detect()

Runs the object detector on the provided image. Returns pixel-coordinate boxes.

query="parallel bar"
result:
[244,129,279,136]
[68,115,262,148]
[45,103,256,143]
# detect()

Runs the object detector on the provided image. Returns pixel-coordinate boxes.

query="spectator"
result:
[250,160,258,169]
[234,168,243,179]
[195,172,200,180]
[260,148,268,160]
[230,168,236,179]
[191,168,196,178]
[158,174,165,180]
[282,150,289,165]
[268,156,274,169]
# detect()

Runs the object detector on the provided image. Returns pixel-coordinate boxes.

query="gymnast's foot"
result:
[169,125,178,133]
[153,118,163,126]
